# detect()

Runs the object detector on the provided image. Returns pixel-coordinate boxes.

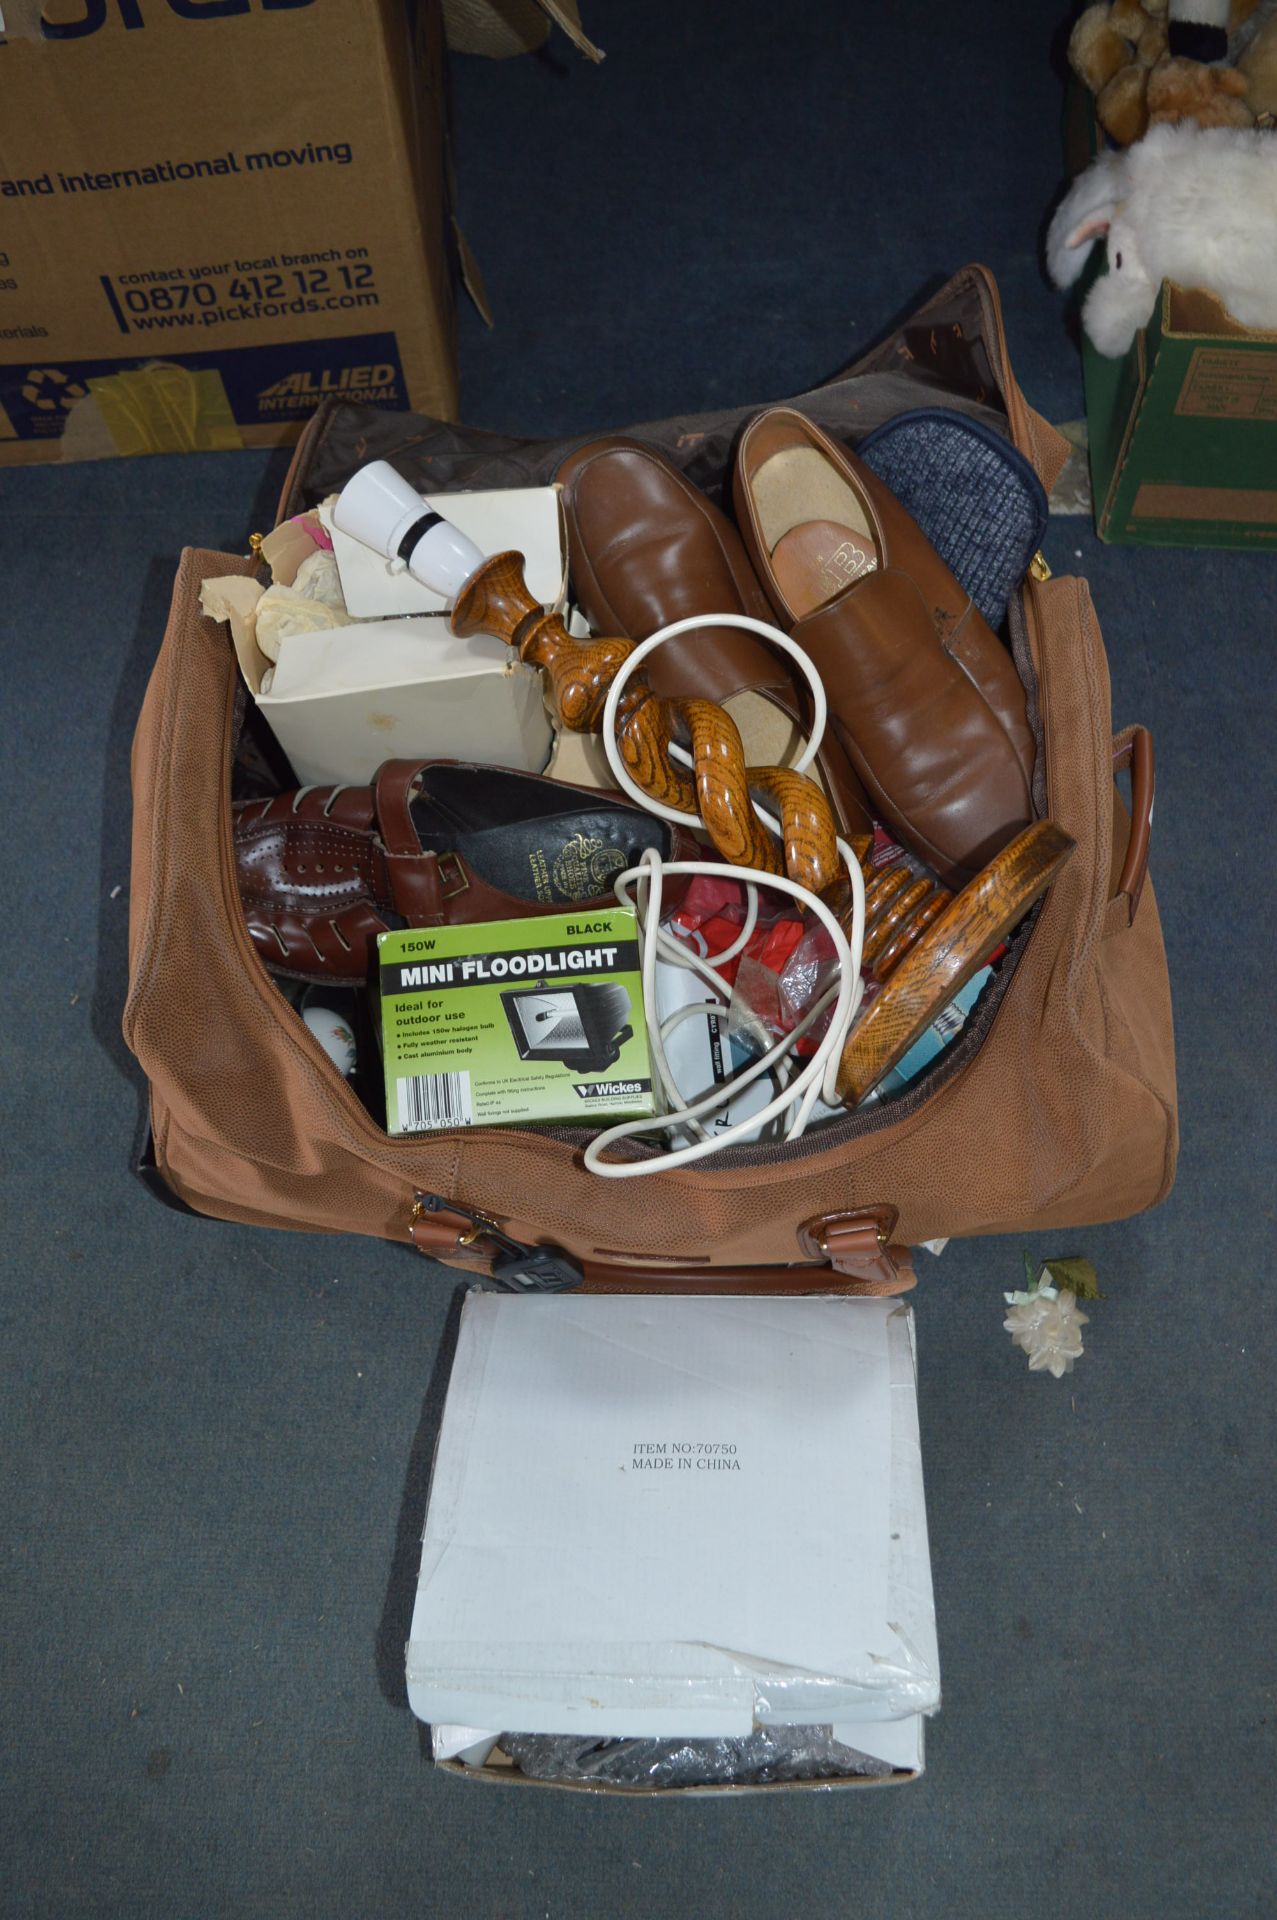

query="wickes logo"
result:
[39,0,315,40]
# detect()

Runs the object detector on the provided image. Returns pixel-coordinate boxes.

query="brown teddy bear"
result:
[1146,52,1253,122]
[1238,12,1277,119]
[1069,0,1257,144]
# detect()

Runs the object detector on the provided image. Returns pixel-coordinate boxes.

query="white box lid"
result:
[260,619,520,703]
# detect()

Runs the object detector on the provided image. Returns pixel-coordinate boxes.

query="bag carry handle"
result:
[410,1195,916,1297]
[1111,725,1155,928]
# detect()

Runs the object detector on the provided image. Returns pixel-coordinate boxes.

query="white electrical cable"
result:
[599,614,827,816]
[584,613,867,1179]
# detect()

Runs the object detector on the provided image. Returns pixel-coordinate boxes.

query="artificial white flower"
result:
[1004,1285,1088,1378]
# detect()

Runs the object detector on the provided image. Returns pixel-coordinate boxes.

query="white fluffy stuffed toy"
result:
[1047,121,1277,354]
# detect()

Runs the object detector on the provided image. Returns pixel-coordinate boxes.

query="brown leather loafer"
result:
[733,408,1035,884]
[234,758,696,982]
[556,435,874,839]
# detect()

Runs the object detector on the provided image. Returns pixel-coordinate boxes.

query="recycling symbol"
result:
[21,367,88,413]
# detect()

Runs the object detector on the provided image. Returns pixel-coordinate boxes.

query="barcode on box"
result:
[396,1070,474,1132]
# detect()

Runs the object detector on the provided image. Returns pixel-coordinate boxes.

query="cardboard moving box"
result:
[0,0,457,465]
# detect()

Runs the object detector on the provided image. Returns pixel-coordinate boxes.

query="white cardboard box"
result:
[215,488,563,787]
[407,1293,939,1790]
[239,620,553,789]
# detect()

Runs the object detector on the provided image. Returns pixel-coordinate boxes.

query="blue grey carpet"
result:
[2,3,1274,1916]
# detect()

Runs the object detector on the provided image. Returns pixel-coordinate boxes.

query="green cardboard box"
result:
[1063,81,1277,549]
[1084,285,1277,549]
[378,908,655,1136]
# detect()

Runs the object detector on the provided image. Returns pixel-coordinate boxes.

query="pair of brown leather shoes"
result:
[557,413,1035,885]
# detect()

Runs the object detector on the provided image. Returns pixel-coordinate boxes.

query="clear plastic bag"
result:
[724,921,840,1062]
[499,1725,891,1790]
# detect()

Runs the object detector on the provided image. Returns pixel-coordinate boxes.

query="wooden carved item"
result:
[836,821,1075,1104]
[451,550,1075,1109]
[451,550,838,893]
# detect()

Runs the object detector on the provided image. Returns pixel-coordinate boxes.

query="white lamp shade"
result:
[408,518,486,600]
[332,460,484,601]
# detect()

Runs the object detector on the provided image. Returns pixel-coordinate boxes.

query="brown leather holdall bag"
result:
[123,266,1177,1296]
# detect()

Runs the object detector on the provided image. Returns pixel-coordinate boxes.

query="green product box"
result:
[378,909,655,1136]
[1064,82,1277,549]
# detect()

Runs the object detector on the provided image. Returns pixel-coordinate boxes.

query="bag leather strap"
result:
[410,1199,916,1297]
[374,758,447,925]
[577,1255,914,1296]
[797,1207,917,1294]
[1111,725,1155,928]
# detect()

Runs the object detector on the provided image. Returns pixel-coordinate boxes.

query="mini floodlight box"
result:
[378,909,655,1136]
